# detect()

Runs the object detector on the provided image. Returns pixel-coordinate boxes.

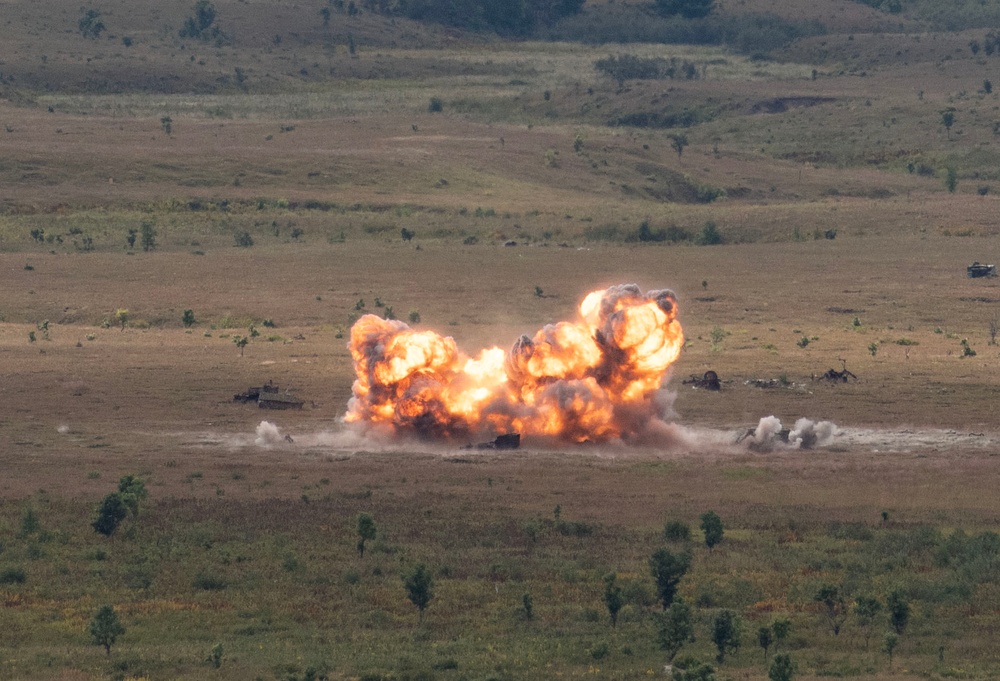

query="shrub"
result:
[140,222,157,251]
[664,520,691,542]
[603,573,624,626]
[117,475,147,516]
[192,572,227,590]
[92,493,128,536]
[428,97,443,113]
[696,221,724,245]
[207,643,224,668]
[234,231,254,247]
[700,511,724,548]
[78,9,106,39]
[0,567,27,584]
[671,655,716,681]
[769,653,794,681]
[522,592,534,620]
[403,563,434,621]
[179,0,222,41]
[356,513,377,557]
[887,590,910,634]
[655,0,714,19]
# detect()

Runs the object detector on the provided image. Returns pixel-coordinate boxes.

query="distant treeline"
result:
[352,0,822,54]
[371,0,586,36]
[547,7,826,55]
[855,0,1000,30]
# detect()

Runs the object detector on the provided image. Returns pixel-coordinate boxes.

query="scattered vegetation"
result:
[77,9,105,39]
[179,0,223,42]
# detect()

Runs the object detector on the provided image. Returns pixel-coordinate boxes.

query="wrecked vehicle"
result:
[967,262,997,278]
[234,380,304,409]
[682,370,721,390]
[464,433,521,450]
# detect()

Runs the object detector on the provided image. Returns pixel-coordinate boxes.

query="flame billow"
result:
[345,285,684,443]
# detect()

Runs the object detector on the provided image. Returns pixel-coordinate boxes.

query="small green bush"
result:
[696,221,724,245]
[192,572,227,590]
[664,520,692,542]
[0,567,27,584]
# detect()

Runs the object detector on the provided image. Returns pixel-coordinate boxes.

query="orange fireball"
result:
[345,285,684,442]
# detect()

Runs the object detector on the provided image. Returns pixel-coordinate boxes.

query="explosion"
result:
[345,284,684,443]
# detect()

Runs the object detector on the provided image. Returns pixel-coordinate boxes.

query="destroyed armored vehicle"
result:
[682,370,721,390]
[234,380,304,409]
[463,433,521,450]
[967,262,997,278]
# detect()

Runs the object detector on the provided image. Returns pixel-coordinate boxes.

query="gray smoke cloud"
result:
[741,416,838,451]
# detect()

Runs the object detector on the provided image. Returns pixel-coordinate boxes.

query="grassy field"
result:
[3,0,1000,679]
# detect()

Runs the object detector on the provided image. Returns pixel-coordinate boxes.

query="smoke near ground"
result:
[254,420,287,447]
[178,419,1000,458]
[741,416,839,451]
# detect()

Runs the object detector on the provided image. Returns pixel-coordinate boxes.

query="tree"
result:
[356,512,376,557]
[140,221,157,251]
[664,520,691,542]
[671,656,716,681]
[758,626,773,661]
[115,308,129,331]
[771,617,791,652]
[180,0,222,41]
[700,511,724,549]
[603,572,624,627]
[233,335,248,356]
[117,475,148,517]
[887,590,910,634]
[207,642,224,668]
[182,309,196,327]
[670,133,689,159]
[883,632,899,668]
[89,605,125,655]
[656,597,694,661]
[941,108,956,140]
[403,563,434,621]
[649,547,691,609]
[814,584,848,635]
[78,9,106,39]
[696,221,723,246]
[126,228,137,250]
[945,166,958,193]
[711,609,741,663]
[769,653,794,681]
[522,592,534,620]
[654,0,714,19]
[92,493,128,536]
[854,595,882,650]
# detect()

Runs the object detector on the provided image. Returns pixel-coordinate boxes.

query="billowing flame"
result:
[345,284,684,443]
